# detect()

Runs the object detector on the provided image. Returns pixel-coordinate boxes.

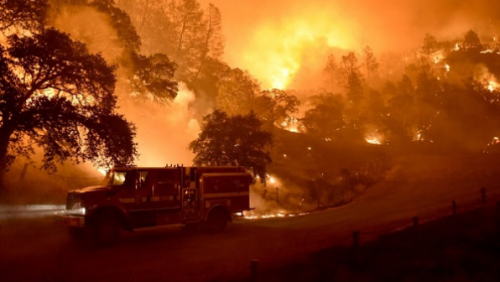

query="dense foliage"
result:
[0,0,138,189]
[189,110,272,182]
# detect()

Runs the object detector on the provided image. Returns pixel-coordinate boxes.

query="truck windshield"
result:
[106,171,134,188]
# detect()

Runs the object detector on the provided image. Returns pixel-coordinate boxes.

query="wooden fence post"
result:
[495,202,500,228]
[413,216,419,242]
[352,230,359,251]
[250,260,260,282]
[481,187,486,205]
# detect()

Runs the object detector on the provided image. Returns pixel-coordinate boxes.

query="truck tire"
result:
[91,211,121,247]
[205,208,228,232]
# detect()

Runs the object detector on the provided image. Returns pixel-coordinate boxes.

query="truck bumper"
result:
[54,212,85,228]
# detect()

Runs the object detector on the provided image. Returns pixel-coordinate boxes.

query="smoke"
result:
[49,4,201,168]
[248,174,316,215]
[201,0,500,89]
[51,6,124,65]
[118,83,200,167]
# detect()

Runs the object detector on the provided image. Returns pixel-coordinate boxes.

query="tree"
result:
[323,54,338,92]
[254,88,300,129]
[189,110,272,181]
[339,52,359,86]
[50,0,179,102]
[339,52,364,103]
[464,29,481,50]
[346,72,364,103]
[195,3,224,78]
[383,75,417,142]
[301,93,345,140]
[0,25,137,190]
[362,46,379,85]
[215,68,260,115]
[421,33,438,57]
[116,0,225,83]
[0,0,47,32]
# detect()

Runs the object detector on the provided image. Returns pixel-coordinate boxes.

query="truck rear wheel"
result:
[91,211,121,247]
[205,208,228,232]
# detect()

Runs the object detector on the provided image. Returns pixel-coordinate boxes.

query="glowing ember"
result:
[432,50,445,64]
[445,64,450,72]
[242,210,308,220]
[481,49,495,54]
[454,43,460,51]
[365,137,382,145]
[413,130,424,141]
[488,81,498,92]
[281,116,300,133]
[265,173,277,184]
[365,132,384,145]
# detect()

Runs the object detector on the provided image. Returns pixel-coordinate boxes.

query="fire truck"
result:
[56,165,252,246]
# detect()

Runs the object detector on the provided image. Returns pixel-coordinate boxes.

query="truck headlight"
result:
[70,202,86,215]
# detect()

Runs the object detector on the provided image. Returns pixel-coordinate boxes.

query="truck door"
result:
[150,169,182,225]
[116,169,157,228]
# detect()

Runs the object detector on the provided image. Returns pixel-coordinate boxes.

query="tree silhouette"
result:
[189,110,272,181]
[301,93,345,140]
[50,0,178,102]
[323,54,338,92]
[0,26,137,189]
[254,88,300,130]
[117,0,225,82]
[362,46,379,84]
[215,68,260,115]
[464,30,481,50]
[421,33,438,57]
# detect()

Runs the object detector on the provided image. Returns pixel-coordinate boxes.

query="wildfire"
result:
[240,11,355,89]
[280,116,300,133]
[445,64,450,72]
[433,51,444,64]
[413,130,424,141]
[269,175,276,184]
[364,132,384,145]
[242,210,308,220]
[365,137,381,145]
[271,68,292,90]
[480,49,495,54]
[488,80,499,92]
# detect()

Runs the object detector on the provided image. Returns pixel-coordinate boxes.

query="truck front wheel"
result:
[91,211,122,247]
[205,208,228,232]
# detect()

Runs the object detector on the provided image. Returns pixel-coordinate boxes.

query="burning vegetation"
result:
[2,0,500,218]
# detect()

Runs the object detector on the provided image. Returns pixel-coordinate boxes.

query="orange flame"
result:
[240,13,356,89]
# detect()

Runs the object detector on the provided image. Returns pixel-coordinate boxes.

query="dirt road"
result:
[1,155,500,282]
